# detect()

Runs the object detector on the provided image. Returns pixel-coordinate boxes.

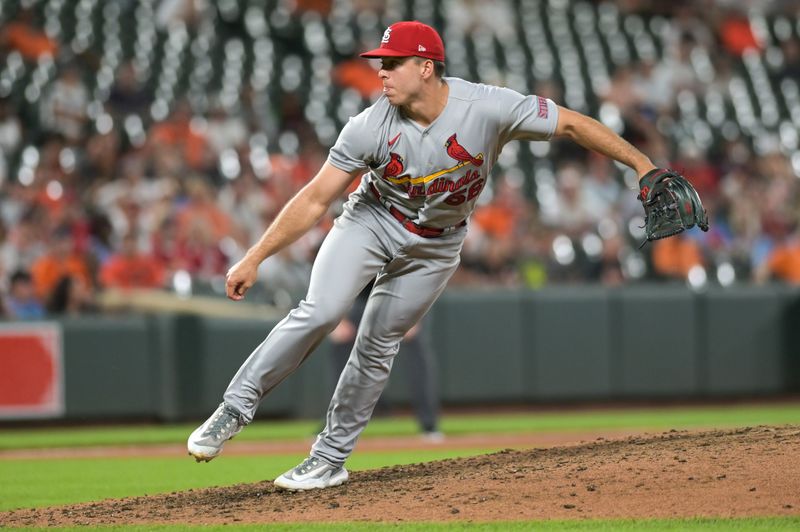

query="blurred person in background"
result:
[444,0,515,38]
[204,104,249,158]
[754,226,800,285]
[155,0,210,30]
[651,233,705,281]
[5,269,45,320]
[85,209,115,267]
[93,154,178,250]
[81,126,122,187]
[540,163,603,235]
[461,175,532,284]
[332,59,385,100]
[0,97,23,167]
[30,224,92,304]
[718,5,761,56]
[647,33,701,113]
[148,100,211,173]
[0,6,58,61]
[176,177,233,241]
[172,177,237,278]
[45,274,96,315]
[40,63,89,144]
[108,61,150,119]
[672,143,720,202]
[778,37,800,80]
[172,218,229,280]
[0,208,47,277]
[99,231,165,291]
[218,167,274,247]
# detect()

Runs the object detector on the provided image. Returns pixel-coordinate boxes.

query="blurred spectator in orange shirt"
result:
[176,177,234,243]
[333,59,384,99]
[754,231,800,284]
[719,8,760,56]
[472,176,527,239]
[652,234,704,280]
[30,225,92,301]
[1,8,58,61]
[99,232,165,290]
[149,100,210,171]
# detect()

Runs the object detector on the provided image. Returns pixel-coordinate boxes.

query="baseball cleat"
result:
[190,452,213,463]
[273,456,349,491]
[187,402,245,462]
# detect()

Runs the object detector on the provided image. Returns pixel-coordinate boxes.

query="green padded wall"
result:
[429,290,526,402]
[703,286,788,395]
[614,287,700,396]
[29,285,800,423]
[61,316,156,418]
[526,286,613,399]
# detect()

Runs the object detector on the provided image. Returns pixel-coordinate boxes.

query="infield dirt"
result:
[2,426,799,526]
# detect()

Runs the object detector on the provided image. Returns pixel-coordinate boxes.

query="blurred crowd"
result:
[1,0,800,320]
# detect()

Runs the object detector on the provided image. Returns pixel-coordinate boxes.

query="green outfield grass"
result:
[2,402,799,450]
[1,402,798,528]
[3,518,800,531]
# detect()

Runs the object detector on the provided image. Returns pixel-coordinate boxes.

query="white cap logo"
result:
[381,27,392,43]
[418,45,427,52]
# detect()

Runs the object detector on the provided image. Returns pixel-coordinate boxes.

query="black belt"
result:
[368,182,466,238]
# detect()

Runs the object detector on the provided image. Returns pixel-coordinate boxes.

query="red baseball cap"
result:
[360,21,445,62]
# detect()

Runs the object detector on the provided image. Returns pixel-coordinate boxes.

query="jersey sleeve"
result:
[493,86,560,143]
[326,111,375,173]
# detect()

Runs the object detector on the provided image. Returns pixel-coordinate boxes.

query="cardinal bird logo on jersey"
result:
[383,152,405,179]
[379,133,486,204]
[445,134,484,167]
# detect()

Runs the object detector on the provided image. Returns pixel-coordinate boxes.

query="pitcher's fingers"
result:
[227,280,244,300]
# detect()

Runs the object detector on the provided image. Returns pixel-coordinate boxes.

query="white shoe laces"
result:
[298,457,320,474]
[205,406,239,440]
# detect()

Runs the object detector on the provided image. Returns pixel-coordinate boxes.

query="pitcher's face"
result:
[378,57,426,106]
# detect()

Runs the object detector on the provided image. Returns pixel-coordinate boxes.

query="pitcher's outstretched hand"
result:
[225,258,259,301]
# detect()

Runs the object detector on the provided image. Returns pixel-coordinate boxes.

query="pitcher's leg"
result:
[311,249,459,465]
[223,220,388,422]
[403,325,440,434]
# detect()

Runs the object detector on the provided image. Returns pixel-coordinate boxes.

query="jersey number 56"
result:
[444,178,485,206]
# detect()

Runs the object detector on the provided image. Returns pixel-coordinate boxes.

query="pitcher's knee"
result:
[295,299,346,333]
[353,335,400,364]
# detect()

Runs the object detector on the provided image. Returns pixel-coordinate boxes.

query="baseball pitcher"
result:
[188,21,707,490]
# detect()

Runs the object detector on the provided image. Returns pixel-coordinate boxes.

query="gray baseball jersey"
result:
[221,77,559,467]
[330,77,559,228]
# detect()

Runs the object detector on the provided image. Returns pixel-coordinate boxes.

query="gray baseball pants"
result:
[223,195,465,466]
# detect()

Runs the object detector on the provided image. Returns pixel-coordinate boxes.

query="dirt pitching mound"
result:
[3,426,799,526]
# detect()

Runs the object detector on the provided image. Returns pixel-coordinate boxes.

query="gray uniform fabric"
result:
[222,77,559,466]
[328,283,440,434]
